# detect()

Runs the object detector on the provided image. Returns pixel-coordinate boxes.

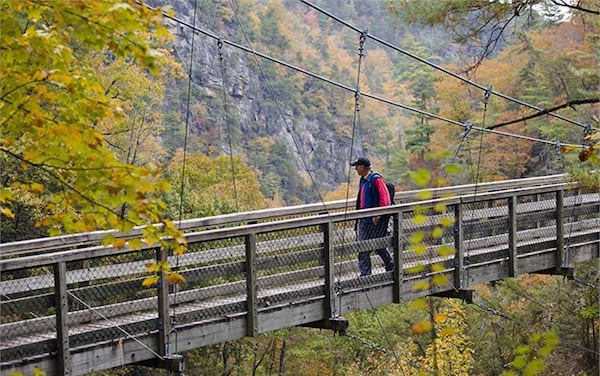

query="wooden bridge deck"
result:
[1,175,598,376]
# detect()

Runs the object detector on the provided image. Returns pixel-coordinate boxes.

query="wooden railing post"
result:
[157,248,170,356]
[246,233,258,337]
[508,196,518,277]
[323,221,335,317]
[393,212,403,303]
[54,261,71,376]
[555,189,565,269]
[453,203,464,289]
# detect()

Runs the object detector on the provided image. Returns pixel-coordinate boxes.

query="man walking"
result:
[351,157,394,276]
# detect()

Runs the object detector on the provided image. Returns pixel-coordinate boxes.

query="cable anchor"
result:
[483,85,492,106]
[461,121,473,140]
[583,122,592,137]
[217,37,224,60]
[358,29,368,57]
[354,88,361,111]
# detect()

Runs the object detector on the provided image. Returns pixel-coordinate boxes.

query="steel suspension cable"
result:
[300,0,597,132]
[152,7,583,150]
[171,0,199,356]
[343,29,404,369]
[217,38,241,212]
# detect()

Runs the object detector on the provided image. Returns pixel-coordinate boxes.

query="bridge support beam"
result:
[323,221,336,317]
[54,261,72,376]
[453,203,465,290]
[535,266,574,280]
[508,195,518,277]
[392,212,403,303]
[432,288,474,304]
[246,233,258,337]
[555,189,565,270]
[157,248,170,356]
[301,316,349,335]
[135,354,185,375]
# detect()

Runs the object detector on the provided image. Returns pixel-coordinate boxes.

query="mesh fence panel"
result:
[256,225,325,307]
[1,265,58,356]
[171,235,247,323]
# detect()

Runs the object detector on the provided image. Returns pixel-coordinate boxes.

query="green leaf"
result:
[409,169,431,187]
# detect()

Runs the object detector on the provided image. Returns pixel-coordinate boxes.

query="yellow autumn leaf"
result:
[0,188,14,201]
[29,182,44,193]
[411,320,432,335]
[443,163,461,175]
[411,243,426,255]
[114,239,127,249]
[142,276,160,288]
[434,314,448,323]
[165,272,186,285]
[410,169,431,187]
[413,280,430,291]
[417,190,432,200]
[406,264,425,274]
[102,234,116,247]
[409,298,427,310]
[413,214,427,225]
[431,263,446,272]
[440,217,454,227]
[432,274,449,286]
[156,260,171,272]
[439,245,455,256]
[128,238,143,250]
[434,203,446,213]
[145,262,160,272]
[410,232,425,243]
[172,244,186,255]
[431,226,444,238]
[1,207,15,218]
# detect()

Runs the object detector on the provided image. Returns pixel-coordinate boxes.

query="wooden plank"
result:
[392,212,402,303]
[508,196,517,276]
[54,261,71,376]
[245,233,257,337]
[323,221,335,317]
[454,202,464,289]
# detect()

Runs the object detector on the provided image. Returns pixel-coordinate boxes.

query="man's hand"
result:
[373,216,380,225]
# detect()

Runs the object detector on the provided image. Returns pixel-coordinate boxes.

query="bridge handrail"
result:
[0,181,578,271]
[0,174,568,257]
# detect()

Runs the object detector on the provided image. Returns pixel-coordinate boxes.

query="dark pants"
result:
[357,216,394,276]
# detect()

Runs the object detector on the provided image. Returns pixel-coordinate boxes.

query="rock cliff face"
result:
[150,0,353,204]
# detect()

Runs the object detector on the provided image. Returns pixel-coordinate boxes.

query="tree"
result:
[1,1,185,251]
[161,151,268,219]
[390,0,598,68]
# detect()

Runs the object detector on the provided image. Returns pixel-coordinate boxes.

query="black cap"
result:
[350,157,371,168]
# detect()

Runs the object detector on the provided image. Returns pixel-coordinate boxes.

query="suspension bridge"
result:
[1,174,598,376]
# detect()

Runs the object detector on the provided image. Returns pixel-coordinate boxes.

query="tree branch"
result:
[550,0,600,15]
[487,98,599,130]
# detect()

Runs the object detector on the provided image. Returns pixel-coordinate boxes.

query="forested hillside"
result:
[2,0,597,240]
[144,0,598,215]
